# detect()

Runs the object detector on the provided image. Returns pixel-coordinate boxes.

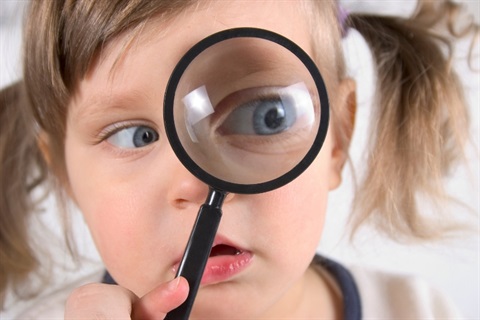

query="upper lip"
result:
[211,235,245,251]
[172,234,248,271]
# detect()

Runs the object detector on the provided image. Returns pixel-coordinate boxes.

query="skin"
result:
[63,1,355,318]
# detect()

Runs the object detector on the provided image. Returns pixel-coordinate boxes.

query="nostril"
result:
[167,176,210,209]
[223,193,235,203]
[172,199,188,209]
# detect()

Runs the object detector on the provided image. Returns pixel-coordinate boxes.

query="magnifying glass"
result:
[164,27,329,319]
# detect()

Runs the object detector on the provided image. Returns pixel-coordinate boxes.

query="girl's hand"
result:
[65,276,189,319]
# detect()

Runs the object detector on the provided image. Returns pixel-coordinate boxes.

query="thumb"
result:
[132,276,189,319]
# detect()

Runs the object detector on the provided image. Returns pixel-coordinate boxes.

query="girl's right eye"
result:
[106,125,159,149]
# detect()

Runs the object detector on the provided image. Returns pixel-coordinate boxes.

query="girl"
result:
[0,0,477,318]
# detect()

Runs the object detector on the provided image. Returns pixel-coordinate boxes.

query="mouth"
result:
[209,244,243,257]
[173,238,253,285]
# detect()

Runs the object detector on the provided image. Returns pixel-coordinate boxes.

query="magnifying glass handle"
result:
[165,188,226,320]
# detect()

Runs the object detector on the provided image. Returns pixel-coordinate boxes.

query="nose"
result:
[163,141,237,209]
[166,167,209,210]
[164,148,210,209]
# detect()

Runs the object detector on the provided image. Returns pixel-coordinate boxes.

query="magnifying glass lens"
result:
[172,37,322,185]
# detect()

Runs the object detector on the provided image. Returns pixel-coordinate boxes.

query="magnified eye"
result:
[107,125,159,149]
[216,83,314,138]
[208,83,316,155]
[220,98,296,135]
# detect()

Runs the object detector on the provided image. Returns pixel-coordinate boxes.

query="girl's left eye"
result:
[219,98,296,136]
[106,125,159,149]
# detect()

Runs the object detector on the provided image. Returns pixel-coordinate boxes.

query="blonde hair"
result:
[345,2,477,240]
[0,0,476,304]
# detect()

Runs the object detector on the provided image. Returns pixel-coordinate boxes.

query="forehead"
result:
[71,0,334,114]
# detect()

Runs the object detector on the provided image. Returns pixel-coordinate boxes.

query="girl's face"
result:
[64,1,348,318]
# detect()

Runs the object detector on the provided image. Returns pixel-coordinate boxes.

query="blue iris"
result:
[223,98,296,135]
[107,126,159,148]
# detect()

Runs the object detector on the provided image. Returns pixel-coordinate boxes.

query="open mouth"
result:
[202,243,252,284]
[209,244,243,257]
[172,240,253,285]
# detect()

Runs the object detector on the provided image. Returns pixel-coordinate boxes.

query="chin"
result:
[190,282,264,319]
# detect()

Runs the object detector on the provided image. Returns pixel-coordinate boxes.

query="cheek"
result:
[252,133,334,268]
[64,138,178,293]
[274,132,333,233]
[267,157,330,250]
[66,152,138,259]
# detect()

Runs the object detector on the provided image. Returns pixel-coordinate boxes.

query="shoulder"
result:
[348,265,463,319]
[1,268,105,320]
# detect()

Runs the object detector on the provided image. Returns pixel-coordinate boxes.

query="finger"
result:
[65,283,139,320]
[132,276,189,320]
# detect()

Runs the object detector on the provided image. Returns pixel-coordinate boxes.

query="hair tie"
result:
[338,5,350,37]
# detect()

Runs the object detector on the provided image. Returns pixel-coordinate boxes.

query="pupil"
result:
[142,131,153,143]
[264,107,285,129]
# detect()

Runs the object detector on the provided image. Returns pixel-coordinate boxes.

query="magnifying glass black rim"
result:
[164,27,329,194]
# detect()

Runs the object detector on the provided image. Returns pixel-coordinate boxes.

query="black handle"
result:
[165,189,225,320]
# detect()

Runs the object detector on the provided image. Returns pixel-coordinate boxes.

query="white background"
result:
[1,0,478,318]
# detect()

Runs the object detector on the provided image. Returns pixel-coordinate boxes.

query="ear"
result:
[329,78,356,190]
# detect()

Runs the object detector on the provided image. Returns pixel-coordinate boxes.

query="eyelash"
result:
[96,121,153,143]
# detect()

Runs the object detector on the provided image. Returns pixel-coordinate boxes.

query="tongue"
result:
[209,244,240,257]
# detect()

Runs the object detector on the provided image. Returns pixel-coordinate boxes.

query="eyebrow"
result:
[71,89,154,121]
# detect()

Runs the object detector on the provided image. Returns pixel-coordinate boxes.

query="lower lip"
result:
[173,251,253,286]
[201,251,253,285]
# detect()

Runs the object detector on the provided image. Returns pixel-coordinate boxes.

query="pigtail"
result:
[0,82,48,303]
[346,1,476,241]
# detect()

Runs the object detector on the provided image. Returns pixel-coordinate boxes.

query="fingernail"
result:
[167,277,181,292]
